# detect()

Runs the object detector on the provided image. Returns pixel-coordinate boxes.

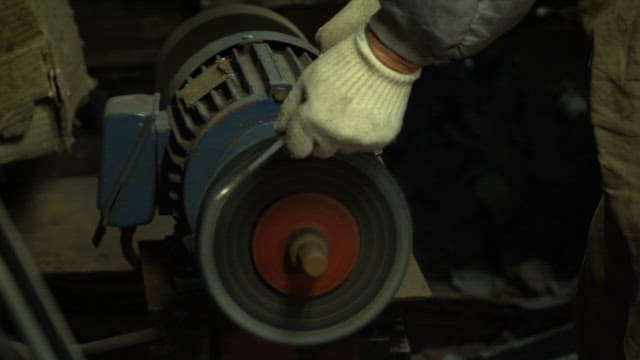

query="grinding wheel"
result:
[198,141,412,346]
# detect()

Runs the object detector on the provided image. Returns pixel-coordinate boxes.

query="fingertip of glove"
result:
[287,142,312,159]
[310,135,338,159]
[284,120,313,159]
[314,26,327,50]
[273,116,288,132]
[312,145,337,159]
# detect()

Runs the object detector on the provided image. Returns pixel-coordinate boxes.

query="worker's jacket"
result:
[577,1,640,359]
[369,0,640,357]
[370,0,640,358]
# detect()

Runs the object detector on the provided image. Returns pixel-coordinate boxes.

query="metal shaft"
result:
[288,231,329,278]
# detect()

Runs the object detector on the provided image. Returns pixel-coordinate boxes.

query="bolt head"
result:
[273,87,290,102]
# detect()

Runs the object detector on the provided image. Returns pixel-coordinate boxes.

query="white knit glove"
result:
[274,26,421,159]
[315,0,380,51]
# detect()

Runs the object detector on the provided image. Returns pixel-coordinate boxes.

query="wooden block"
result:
[0,0,95,163]
[393,254,432,301]
[0,104,61,164]
[139,240,177,313]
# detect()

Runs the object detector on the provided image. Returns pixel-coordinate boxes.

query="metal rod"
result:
[0,259,56,359]
[78,327,161,355]
[0,199,84,360]
[0,335,33,359]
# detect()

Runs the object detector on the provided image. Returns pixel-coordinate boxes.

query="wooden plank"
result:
[0,0,43,54]
[29,0,96,144]
[0,41,51,118]
[0,104,60,164]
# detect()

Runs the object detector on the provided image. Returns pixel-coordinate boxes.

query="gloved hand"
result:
[315,0,380,52]
[275,26,420,158]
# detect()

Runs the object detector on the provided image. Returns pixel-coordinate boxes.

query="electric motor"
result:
[98,4,413,346]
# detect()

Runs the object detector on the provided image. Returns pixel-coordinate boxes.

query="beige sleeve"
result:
[579,0,610,36]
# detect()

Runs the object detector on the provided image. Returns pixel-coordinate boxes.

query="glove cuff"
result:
[305,26,420,147]
[315,26,420,114]
[352,25,421,84]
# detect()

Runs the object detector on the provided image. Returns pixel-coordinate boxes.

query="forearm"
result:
[369,0,535,64]
[368,0,436,66]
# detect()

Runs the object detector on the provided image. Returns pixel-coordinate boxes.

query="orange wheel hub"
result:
[252,193,361,298]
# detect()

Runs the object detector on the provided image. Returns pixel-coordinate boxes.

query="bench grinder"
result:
[97,4,413,346]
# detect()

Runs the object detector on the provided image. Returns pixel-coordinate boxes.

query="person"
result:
[577,1,640,359]
[274,0,640,358]
[274,0,533,158]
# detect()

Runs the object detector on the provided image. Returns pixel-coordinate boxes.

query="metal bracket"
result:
[180,58,233,107]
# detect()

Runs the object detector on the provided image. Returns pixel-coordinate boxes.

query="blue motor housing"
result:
[98,15,317,230]
[161,29,317,230]
[98,95,158,227]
